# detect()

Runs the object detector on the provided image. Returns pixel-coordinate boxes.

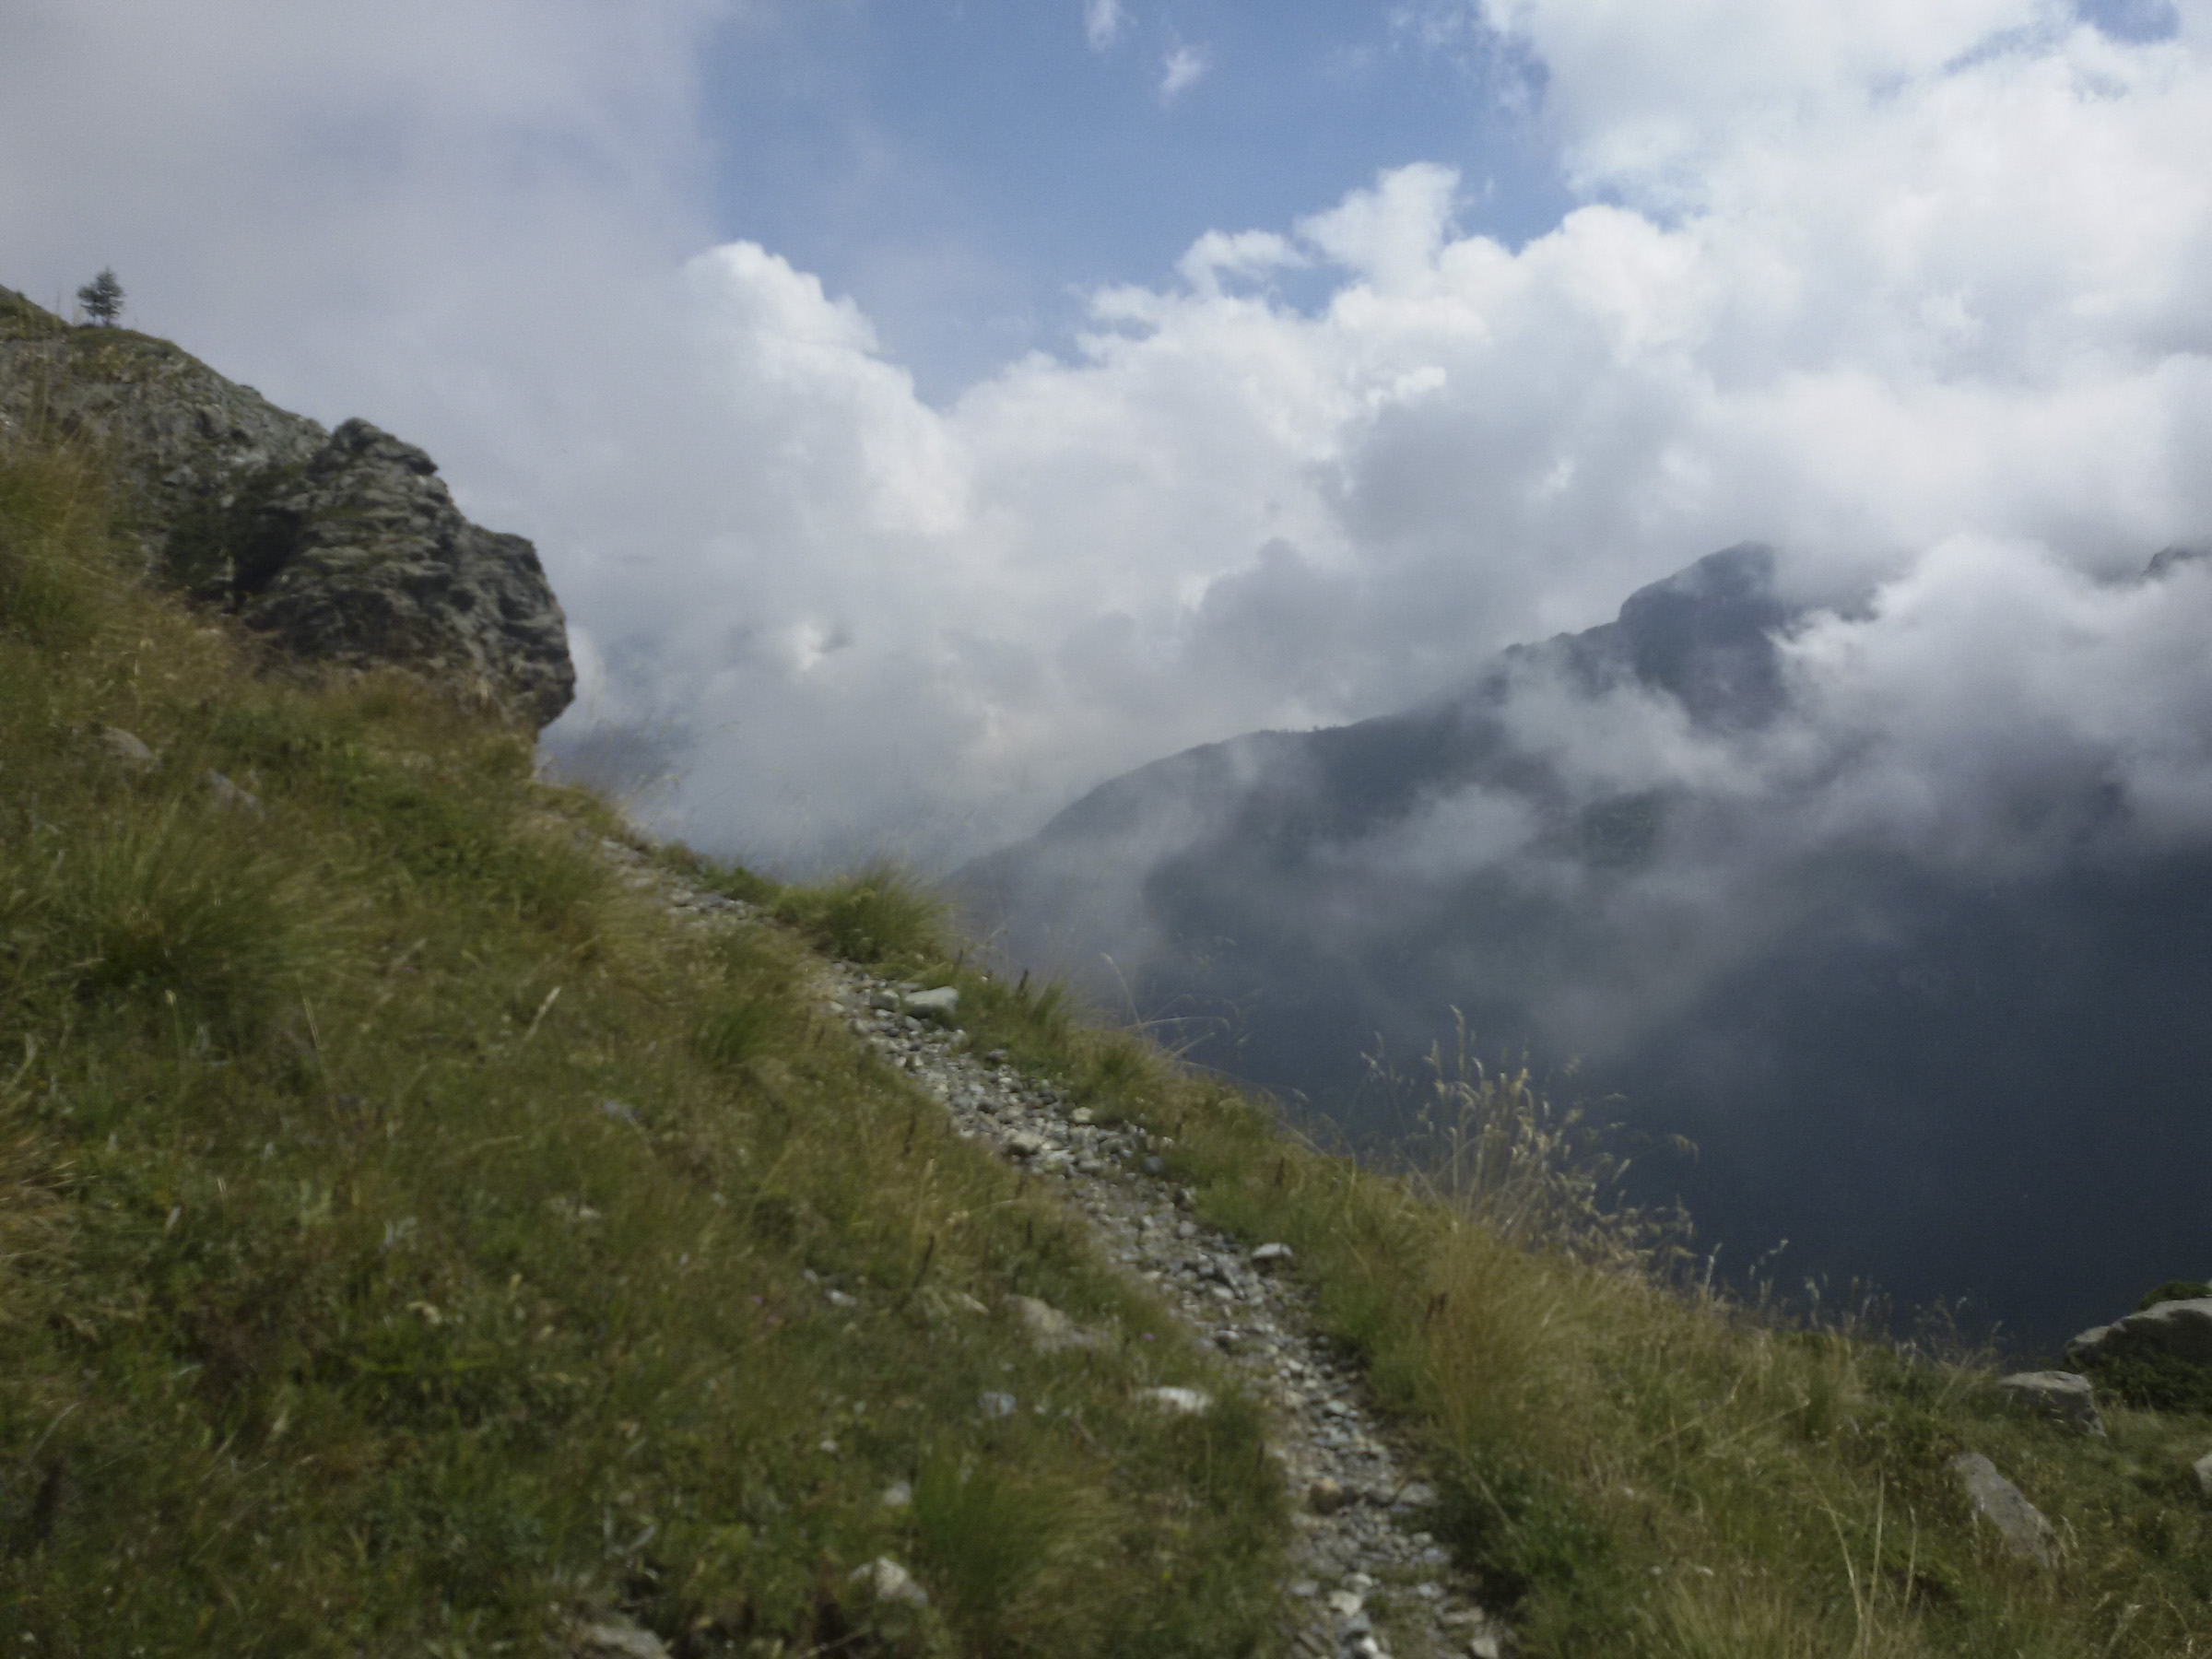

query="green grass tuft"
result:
[775,861,947,966]
[0,444,105,644]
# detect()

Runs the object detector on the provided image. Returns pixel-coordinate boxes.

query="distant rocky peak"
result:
[1615,542,1782,641]
[2147,545,2208,582]
[1557,541,1794,731]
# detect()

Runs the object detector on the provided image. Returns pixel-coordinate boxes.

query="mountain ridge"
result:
[959,538,2212,1344]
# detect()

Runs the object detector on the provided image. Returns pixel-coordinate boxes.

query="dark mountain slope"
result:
[960,545,2212,1344]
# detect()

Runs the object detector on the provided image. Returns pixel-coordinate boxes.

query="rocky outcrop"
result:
[0,285,573,727]
[191,418,573,726]
[0,286,323,538]
[2066,1298,2212,1369]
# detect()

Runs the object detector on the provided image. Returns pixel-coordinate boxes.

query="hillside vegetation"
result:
[0,434,1278,1653]
[5,398,2212,1656]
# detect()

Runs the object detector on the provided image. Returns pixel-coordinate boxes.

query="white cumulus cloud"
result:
[6,1,2212,881]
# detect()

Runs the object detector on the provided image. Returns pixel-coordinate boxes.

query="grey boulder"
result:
[569,1618,670,1659]
[902,985,960,1022]
[850,1556,929,1608]
[99,726,155,768]
[1995,1370,2104,1436]
[1006,1293,1102,1354]
[202,769,261,814]
[2067,1298,2212,1369]
[225,419,574,727]
[1949,1452,2056,1567]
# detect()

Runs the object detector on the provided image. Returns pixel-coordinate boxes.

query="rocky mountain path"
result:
[602,841,1514,1659]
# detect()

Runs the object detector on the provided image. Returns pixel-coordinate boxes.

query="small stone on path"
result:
[903,986,959,1021]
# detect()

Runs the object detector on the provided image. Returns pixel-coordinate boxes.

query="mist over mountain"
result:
[959,541,2212,1347]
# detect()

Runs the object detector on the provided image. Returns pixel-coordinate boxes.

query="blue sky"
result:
[693,0,2181,398]
[700,2,1567,395]
[3,0,2211,868]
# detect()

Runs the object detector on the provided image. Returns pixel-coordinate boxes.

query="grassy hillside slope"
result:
[5,402,2212,1657]
[0,437,1278,1653]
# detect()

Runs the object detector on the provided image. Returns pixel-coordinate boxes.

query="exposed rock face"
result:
[197,418,574,726]
[0,285,573,727]
[2067,1298,2212,1369]
[0,287,323,536]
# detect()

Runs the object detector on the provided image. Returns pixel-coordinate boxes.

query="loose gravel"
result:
[601,841,1516,1659]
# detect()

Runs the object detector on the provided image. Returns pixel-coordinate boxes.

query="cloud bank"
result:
[958,531,2212,1337]
[6,2,2212,881]
[559,1,2212,869]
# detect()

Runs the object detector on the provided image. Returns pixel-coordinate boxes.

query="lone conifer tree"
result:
[76,269,124,326]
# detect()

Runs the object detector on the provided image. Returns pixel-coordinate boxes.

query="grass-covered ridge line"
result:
[6,402,2212,1656]
[0,437,1279,1653]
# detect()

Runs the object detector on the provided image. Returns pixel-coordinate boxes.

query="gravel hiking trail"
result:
[603,840,1516,1659]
